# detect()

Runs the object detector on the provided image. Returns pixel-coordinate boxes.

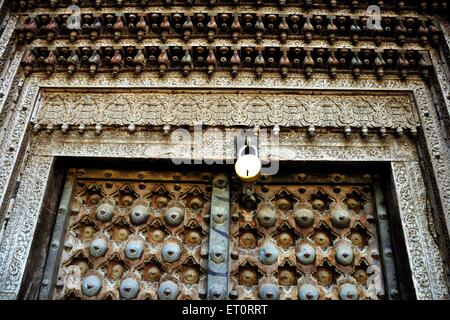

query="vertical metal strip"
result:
[38,173,76,300]
[373,178,400,300]
[206,174,231,300]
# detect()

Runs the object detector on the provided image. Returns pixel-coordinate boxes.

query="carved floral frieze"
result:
[35,90,419,129]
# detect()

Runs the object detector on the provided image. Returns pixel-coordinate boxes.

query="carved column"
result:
[391,161,448,299]
[0,155,54,299]
[412,85,450,246]
[0,79,39,225]
[0,15,25,119]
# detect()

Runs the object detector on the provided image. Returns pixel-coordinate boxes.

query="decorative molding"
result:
[30,130,418,162]
[36,90,419,129]
[0,16,24,118]
[0,15,16,61]
[391,161,449,299]
[0,72,448,300]
[440,20,450,60]
[411,84,450,245]
[19,6,428,17]
[19,72,421,94]
[0,47,25,117]
[27,71,425,89]
[429,48,450,127]
[0,154,53,299]
[271,131,419,162]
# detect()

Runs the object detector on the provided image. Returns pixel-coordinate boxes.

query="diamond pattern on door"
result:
[50,169,212,300]
[228,172,385,300]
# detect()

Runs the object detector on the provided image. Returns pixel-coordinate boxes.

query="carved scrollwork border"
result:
[35,90,419,129]
[0,16,25,119]
[0,154,53,300]
[391,161,449,299]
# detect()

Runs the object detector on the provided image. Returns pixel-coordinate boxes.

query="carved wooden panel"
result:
[35,90,418,129]
[45,168,400,300]
[51,169,212,300]
[228,172,386,300]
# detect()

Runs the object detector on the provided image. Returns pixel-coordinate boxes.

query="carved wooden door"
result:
[227,172,396,300]
[40,168,398,300]
[40,168,214,300]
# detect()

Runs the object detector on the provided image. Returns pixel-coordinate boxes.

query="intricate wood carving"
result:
[391,161,449,299]
[229,173,386,300]
[35,90,419,130]
[0,155,54,299]
[50,169,211,300]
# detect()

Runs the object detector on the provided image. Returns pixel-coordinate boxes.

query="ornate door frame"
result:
[0,72,449,300]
